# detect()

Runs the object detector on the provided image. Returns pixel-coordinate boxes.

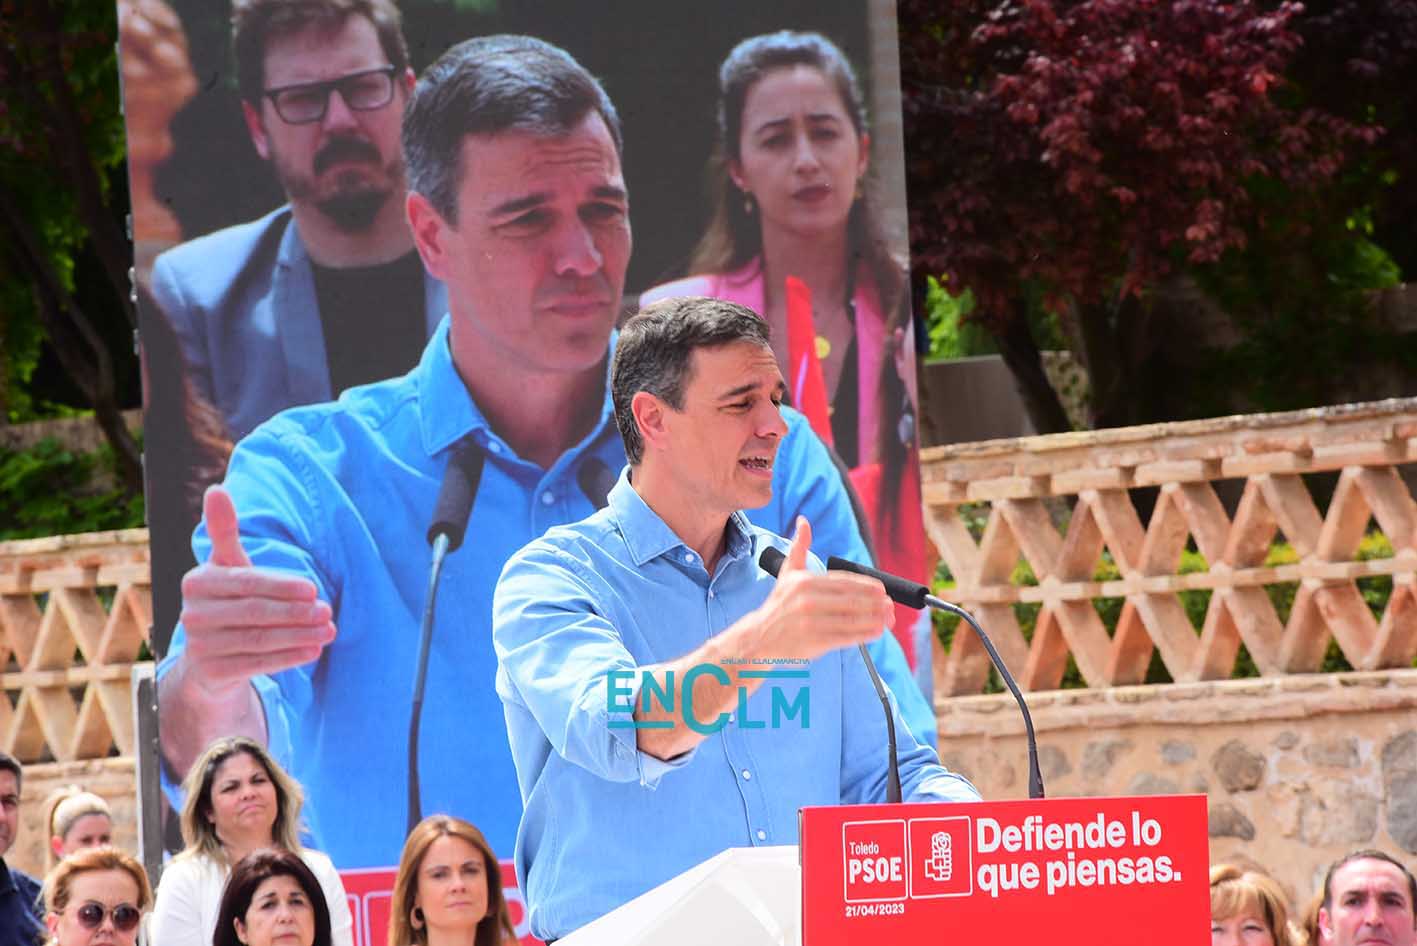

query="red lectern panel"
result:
[800,795,1209,945]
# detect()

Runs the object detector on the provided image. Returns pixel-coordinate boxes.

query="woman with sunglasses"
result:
[42,845,151,946]
[149,736,352,946]
[212,849,332,946]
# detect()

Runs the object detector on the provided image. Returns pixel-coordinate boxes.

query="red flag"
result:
[784,276,833,446]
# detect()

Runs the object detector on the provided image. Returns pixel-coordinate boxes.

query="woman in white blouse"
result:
[149,736,353,946]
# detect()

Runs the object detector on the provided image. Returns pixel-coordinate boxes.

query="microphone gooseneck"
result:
[757,546,901,804]
[821,554,1044,800]
[410,440,486,832]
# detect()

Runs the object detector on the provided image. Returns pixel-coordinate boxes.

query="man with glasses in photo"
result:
[150,0,444,441]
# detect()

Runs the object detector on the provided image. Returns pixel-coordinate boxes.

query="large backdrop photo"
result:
[120,0,931,942]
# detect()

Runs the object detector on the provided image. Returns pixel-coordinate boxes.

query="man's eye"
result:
[583,203,624,224]
[500,211,550,235]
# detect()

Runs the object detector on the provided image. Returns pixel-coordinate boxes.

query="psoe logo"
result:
[908,816,973,899]
[605,665,810,734]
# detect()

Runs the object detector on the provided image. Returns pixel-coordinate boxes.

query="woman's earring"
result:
[854,177,864,201]
[412,906,425,929]
[742,190,755,216]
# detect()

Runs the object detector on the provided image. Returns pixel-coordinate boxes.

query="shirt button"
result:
[683,552,694,564]
[741,769,752,781]
[756,829,767,842]
[487,441,502,454]
[540,491,555,506]
[727,713,735,723]
[707,589,716,599]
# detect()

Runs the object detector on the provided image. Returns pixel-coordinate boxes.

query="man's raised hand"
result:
[177,486,336,695]
[756,516,893,663]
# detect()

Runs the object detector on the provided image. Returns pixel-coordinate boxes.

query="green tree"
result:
[0,0,141,494]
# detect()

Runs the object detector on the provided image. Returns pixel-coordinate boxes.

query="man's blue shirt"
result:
[493,474,980,939]
[157,317,936,869]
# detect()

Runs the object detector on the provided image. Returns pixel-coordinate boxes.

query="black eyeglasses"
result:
[263,66,399,125]
[74,900,142,932]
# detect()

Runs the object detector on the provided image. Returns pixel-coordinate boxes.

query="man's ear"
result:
[407,191,452,280]
[241,100,270,162]
[1318,906,1332,942]
[631,391,671,456]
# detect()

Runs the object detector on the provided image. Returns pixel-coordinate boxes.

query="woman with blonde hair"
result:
[43,787,114,872]
[149,735,352,946]
[1211,863,1301,946]
[388,815,515,946]
[42,845,151,946]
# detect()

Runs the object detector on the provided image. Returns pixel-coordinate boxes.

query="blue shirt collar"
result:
[417,316,485,457]
[606,467,755,567]
[417,316,617,459]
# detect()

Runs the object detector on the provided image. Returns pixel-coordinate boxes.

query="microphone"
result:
[426,439,486,551]
[826,555,1045,800]
[410,440,486,831]
[577,456,617,510]
[757,546,902,804]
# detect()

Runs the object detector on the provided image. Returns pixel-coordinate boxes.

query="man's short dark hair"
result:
[233,0,411,105]
[0,751,20,792]
[401,34,624,225]
[612,296,772,465]
[1322,849,1417,914]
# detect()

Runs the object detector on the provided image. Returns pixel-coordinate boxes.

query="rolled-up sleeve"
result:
[494,542,695,788]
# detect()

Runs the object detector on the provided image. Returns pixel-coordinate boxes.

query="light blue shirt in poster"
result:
[157,317,937,869]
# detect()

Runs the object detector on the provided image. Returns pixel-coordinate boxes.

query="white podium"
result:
[557,845,801,946]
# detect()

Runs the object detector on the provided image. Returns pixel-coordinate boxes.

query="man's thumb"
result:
[204,486,251,568]
[784,516,812,573]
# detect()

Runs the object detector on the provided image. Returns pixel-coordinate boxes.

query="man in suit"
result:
[149,0,444,441]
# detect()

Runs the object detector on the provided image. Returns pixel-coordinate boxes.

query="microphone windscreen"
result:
[427,441,485,552]
[826,556,929,609]
[577,457,616,510]
[758,546,786,578]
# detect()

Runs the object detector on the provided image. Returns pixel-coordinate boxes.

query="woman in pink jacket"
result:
[643,30,930,671]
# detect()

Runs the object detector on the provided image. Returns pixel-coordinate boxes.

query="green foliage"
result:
[0,438,144,540]
[924,276,992,361]
[932,532,1399,690]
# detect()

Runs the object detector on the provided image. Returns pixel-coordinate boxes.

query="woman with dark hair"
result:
[387,815,516,946]
[642,30,929,668]
[149,736,352,946]
[212,849,332,946]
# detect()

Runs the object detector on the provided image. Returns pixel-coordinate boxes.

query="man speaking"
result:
[493,297,980,940]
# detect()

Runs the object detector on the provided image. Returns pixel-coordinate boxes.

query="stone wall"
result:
[10,758,138,879]
[935,669,1417,909]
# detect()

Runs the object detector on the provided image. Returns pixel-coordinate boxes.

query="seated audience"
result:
[212,849,332,946]
[1210,863,1299,946]
[150,736,352,946]
[43,788,113,872]
[41,846,151,946]
[388,815,515,946]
